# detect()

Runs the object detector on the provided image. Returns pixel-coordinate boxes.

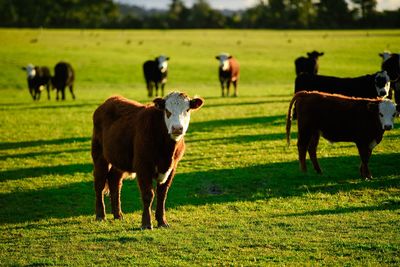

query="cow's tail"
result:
[286,91,308,146]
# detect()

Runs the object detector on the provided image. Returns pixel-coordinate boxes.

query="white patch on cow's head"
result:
[379,51,392,62]
[378,99,397,130]
[157,55,169,73]
[24,64,36,78]
[375,71,390,97]
[216,53,231,71]
[154,91,204,141]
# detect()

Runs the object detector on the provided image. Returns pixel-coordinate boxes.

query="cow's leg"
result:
[297,129,311,172]
[356,143,372,179]
[155,83,159,97]
[220,80,225,97]
[138,175,155,230]
[161,83,165,97]
[155,169,175,228]
[36,89,41,101]
[108,167,124,220]
[61,86,66,100]
[308,132,322,174]
[46,84,50,100]
[226,80,231,97]
[92,140,108,221]
[69,84,75,100]
[232,80,238,97]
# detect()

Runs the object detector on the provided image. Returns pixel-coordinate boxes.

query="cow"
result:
[143,55,169,97]
[380,52,400,105]
[216,53,240,97]
[51,62,75,101]
[22,64,51,101]
[91,91,204,229]
[286,91,398,179]
[294,51,324,76]
[295,71,390,98]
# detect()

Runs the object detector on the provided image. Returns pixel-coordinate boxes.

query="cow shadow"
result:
[1,153,398,224]
[0,137,90,151]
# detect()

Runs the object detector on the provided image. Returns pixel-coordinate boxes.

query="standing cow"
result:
[380,52,400,105]
[216,53,240,97]
[294,51,324,76]
[286,91,398,179]
[92,91,204,229]
[52,61,75,100]
[143,55,169,97]
[22,64,52,101]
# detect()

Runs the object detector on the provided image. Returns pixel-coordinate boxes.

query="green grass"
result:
[0,29,399,266]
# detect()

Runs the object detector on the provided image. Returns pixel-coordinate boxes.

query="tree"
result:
[351,0,377,19]
[316,0,353,28]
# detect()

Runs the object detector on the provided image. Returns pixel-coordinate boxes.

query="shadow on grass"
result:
[203,99,290,109]
[0,137,90,151]
[1,153,399,224]
[190,114,286,132]
[0,148,88,161]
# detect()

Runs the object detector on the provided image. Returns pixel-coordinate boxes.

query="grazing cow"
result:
[51,62,75,101]
[92,91,204,229]
[22,64,51,101]
[295,71,390,98]
[143,55,169,97]
[380,52,400,105]
[294,51,324,76]
[216,53,240,97]
[286,91,398,179]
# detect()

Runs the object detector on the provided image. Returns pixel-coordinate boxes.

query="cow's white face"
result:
[24,64,36,78]
[154,92,204,141]
[379,51,392,62]
[157,56,169,73]
[216,54,230,71]
[375,71,390,97]
[378,99,397,130]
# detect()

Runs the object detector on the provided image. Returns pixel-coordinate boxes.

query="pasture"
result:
[1,29,399,265]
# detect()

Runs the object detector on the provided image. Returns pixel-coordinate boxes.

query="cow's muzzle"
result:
[384,125,393,130]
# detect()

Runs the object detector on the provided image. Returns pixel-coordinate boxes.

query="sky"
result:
[116,0,400,11]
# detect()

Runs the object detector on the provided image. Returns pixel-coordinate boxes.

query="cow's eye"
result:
[165,110,172,118]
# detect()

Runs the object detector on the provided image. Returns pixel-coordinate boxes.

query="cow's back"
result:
[93,96,148,171]
[54,62,74,86]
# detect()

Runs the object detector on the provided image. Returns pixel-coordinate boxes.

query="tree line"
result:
[1,0,399,29]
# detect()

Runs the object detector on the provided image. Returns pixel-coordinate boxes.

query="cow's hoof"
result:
[141,225,153,230]
[158,223,170,228]
[95,216,106,221]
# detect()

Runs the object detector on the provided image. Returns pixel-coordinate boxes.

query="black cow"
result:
[295,71,390,98]
[143,56,169,97]
[294,51,324,76]
[52,62,75,100]
[22,64,51,101]
[380,52,400,105]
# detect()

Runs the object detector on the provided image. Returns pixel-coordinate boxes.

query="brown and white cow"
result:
[286,91,398,179]
[22,64,52,101]
[216,53,240,97]
[91,91,204,229]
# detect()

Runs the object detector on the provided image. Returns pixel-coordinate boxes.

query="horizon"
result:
[116,0,400,12]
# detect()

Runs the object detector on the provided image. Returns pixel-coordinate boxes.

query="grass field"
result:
[1,29,400,266]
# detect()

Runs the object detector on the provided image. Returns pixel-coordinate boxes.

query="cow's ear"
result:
[166,57,170,60]
[367,102,379,113]
[215,56,220,60]
[153,98,165,110]
[189,97,204,111]
[228,55,232,59]
[379,53,383,58]
[319,52,324,56]
[21,66,26,71]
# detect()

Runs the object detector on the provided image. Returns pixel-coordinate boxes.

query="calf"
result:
[52,61,75,100]
[294,51,324,76]
[143,55,169,97]
[380,52,400,105]
[286,91,398,179]
[216,53,240,97]
[22,64,51,101]
[295,71,390,98]
[91,91,204,229]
